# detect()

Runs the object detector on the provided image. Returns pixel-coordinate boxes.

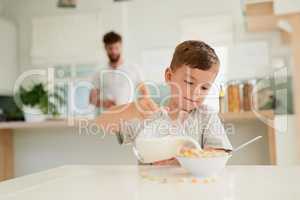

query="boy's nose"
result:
[187,91,202,102]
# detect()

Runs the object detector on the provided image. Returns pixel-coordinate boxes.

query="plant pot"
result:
[23,106,47,122]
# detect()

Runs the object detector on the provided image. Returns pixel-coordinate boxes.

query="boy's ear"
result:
[165,67,172,82]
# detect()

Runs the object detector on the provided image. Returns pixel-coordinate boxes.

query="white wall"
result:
[4,0,290,75]
[14,128,137,176]
[4,0,124,70]
[0,0,18,94]
[275,115,300,166]
[0,19,18,94]
[0,0,3,15]
[3,0,296,176]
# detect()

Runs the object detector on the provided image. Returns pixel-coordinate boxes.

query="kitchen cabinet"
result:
[245,0,300,15]
[220,110,276,165]
[273,0,300,15]
[275,115,300,165]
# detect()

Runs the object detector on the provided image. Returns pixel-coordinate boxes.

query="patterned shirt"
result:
[118,105,232,151]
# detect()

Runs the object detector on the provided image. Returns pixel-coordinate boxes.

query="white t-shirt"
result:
[93,63,143,105]
[119,105,232,151]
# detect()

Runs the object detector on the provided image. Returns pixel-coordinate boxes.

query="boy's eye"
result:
[201,86,208,90]
[184,80,194,85]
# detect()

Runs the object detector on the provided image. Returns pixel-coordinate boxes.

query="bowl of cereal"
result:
[176,136,263,178]
[176,148,231,178]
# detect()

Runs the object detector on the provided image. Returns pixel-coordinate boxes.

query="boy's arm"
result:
[95,96,159,134]
[95,103,140,134]
[137,82,150,97]
[200,110,233,152]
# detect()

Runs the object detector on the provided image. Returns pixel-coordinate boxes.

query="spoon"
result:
[230,136,263,155]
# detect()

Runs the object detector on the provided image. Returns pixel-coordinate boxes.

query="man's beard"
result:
[108,54,121,63]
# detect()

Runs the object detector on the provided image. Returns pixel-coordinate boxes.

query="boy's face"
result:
[165,64,219,112]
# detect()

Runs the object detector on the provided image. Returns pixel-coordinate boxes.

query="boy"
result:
[96,40,232,165]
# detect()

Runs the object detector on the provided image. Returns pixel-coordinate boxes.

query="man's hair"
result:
[103,31,122,45]
[170,40,219,71]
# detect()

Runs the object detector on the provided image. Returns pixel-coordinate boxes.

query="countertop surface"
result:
[0,165,299,200]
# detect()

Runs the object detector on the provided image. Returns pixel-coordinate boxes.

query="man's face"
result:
[165,64,219,112]
[105,42,122,63]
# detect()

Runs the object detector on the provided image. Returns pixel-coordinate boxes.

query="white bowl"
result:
[176,154,231,178]
[135,136,201,163]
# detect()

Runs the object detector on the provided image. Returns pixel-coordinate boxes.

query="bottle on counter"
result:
[227,80,241,112]
[243,80,255,111]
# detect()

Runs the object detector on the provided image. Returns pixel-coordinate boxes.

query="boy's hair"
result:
[170,40,219,71]
[103,31,122,46]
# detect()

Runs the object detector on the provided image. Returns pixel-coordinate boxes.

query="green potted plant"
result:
[17,83,65,122]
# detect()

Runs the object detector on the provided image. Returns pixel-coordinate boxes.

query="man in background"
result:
[90,31,148,109]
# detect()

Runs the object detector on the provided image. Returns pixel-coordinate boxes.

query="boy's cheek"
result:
[193,99,204,109]
[194,92,210,104]
[170,85,183,97]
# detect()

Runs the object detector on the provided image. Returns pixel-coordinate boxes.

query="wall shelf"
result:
[0,119,73,129]
[220,110,274,121]
[0,110,275,129]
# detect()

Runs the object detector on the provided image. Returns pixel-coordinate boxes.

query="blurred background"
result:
[0,0,300,179]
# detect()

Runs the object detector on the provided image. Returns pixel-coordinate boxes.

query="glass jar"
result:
[242,80,255,111]
[227,80,241,112]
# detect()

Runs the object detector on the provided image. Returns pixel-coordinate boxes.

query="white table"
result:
[0,165,299,200]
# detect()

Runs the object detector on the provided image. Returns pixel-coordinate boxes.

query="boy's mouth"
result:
[182,108,194,113]
[183,97,199,103]
[182,97,200,112]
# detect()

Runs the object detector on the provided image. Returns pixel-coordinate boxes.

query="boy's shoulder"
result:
[193,104,218,116]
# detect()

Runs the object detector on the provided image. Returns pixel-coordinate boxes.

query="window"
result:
[53,63,100,118]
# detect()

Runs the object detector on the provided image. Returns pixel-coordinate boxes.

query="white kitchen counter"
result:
[0,165,299,200]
